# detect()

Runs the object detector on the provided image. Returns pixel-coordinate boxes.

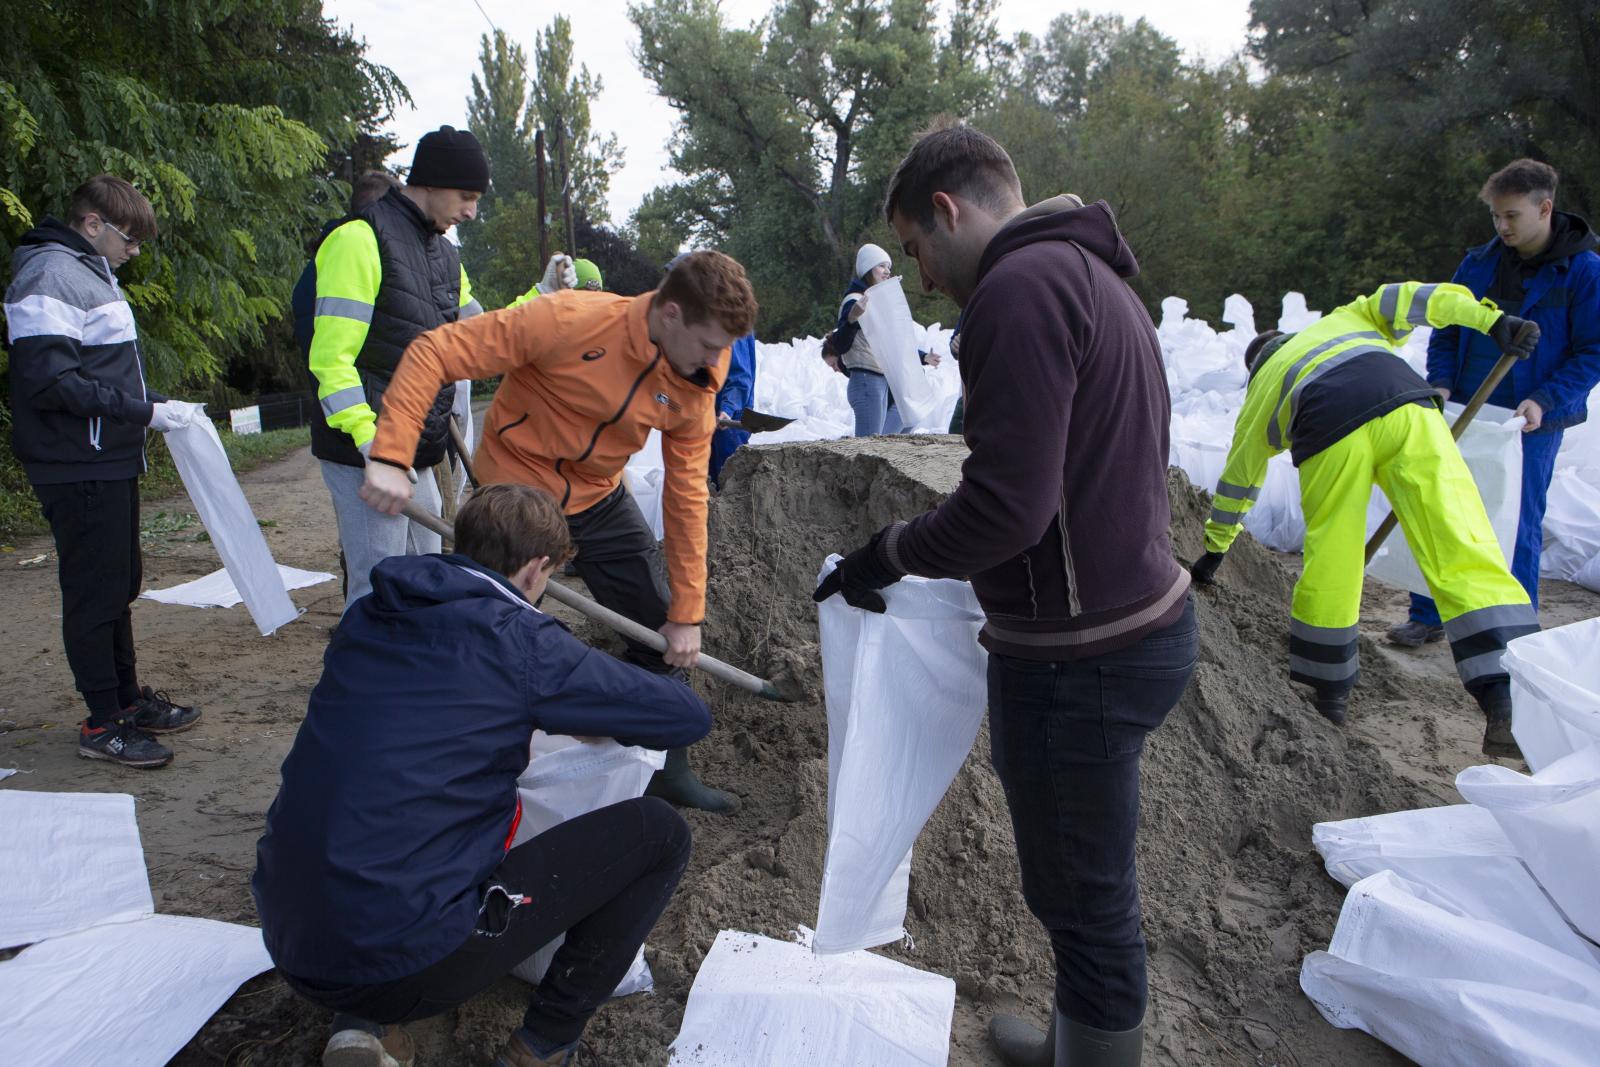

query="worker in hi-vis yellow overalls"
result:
[1191,281,1540,759]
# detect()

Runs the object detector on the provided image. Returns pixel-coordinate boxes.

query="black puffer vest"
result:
[309,187,460,468]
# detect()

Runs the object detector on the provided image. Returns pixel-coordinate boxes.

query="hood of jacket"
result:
[977,197,1138,285]
[13,216,105,276]
[365,552,535,618]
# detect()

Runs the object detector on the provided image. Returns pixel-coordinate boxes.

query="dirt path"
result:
[1,440,1594,1066]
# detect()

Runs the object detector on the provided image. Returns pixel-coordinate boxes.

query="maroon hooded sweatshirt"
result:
[882,198,1190,660]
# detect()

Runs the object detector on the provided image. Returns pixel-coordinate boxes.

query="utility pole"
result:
[534,128,548,264]
[556,116,576,255]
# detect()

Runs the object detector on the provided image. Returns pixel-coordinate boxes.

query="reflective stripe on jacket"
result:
[1205,281,1502,553]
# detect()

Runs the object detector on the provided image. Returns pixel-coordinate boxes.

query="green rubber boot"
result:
[1057,1011,1143,1066]
[645,746,740,813]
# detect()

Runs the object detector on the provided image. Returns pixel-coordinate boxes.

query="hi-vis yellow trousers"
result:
[1290,402,1537,697]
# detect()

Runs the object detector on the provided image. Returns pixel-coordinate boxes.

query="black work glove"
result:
[1489,314,1540,360]
[1189,551,1226,585]
[812,528,903,613]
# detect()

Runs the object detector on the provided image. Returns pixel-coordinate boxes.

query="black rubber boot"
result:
[645,746,740,813]
[988,1011,1053,1067]
[1057,1010,1143,1066]
[1313,696,1347,725]
[1474,680,1521,759]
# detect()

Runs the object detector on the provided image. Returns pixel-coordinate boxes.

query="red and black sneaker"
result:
[129,686,201,734]
[78,720,173,768]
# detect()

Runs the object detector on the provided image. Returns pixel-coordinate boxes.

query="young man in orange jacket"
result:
[359,251,758,812]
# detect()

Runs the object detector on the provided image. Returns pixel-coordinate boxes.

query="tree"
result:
[1247,0,1600,292]
[0,0,407,389]
[533,15,625,231]
[630,0,996,338]
[459,30,540,308]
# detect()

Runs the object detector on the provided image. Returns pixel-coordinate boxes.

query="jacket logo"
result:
[580,347,607,361]
[655,392,681,413]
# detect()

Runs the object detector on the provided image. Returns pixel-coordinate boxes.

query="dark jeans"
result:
[988,594,1198,1032]
[285,796,691,1048]
[33,478,142,720]
[567,485,674,674]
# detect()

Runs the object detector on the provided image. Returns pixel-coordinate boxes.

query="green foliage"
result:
[629,0,990,337]
[458,17,626,309]
[624,0,1599,337]
[0,0,407,392]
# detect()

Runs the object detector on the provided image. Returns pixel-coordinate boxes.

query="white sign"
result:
[228,405,261,435]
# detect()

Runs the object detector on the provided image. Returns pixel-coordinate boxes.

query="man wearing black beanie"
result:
[305,125,567,611]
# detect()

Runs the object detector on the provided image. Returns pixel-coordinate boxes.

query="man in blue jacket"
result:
[252,483,711,1067]
[709,331,756,486]
[1391,158,1600,647]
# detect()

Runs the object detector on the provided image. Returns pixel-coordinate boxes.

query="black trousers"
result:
[285,797,691,1049]
[988,595,1199,1032]
[33,478,142,721]
[566,486,674,674]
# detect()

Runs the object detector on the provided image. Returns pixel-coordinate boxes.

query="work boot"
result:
[77,719,173,768]
[494,1029,597,1066]
[1475,680,1521,760]
[1313,696,1348,725]
[645,746,740,813]
[1386,620,1444,648]
[129,686,201,734]
[1057,1010,1143,1066]
[322,1016,414,1067]
[988,1010,1054,1066]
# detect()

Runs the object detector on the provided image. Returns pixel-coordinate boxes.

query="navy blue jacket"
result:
[1426,212,1600,433]
[251,553,711,985]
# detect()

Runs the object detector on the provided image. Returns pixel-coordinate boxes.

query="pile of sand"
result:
[199,436,1444,1066]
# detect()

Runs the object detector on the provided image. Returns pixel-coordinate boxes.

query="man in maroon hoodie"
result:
[814,122,1196,1067]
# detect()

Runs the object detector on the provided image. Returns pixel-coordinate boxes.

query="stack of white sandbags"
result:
[1300,620,1600,1066]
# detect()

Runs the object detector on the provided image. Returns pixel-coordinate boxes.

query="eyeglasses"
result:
[98,217,141,250]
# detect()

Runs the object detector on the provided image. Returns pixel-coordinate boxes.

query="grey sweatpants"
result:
[320,460,441,612]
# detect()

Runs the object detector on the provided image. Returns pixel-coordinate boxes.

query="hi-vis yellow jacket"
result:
[1204,281,1503,554]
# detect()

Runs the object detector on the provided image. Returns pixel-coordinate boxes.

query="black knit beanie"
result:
[408,126,489,193]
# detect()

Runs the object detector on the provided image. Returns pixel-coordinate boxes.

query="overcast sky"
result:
[323,0,1252,222]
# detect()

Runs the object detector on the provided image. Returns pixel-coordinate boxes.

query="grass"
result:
[0,424,311,546]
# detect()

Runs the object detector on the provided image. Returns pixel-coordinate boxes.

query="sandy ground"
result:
[1,435,1595,1067]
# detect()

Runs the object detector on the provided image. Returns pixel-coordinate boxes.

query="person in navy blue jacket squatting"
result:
[252,483,711,1067]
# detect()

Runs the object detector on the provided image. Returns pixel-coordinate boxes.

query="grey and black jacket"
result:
[4,218,163,485]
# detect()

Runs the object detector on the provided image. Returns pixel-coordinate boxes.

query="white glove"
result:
[358,439,372,462]
[538,254,576,294]
[149,400,202,432]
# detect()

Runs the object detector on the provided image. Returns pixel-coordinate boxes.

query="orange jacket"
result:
[370,290,727,624]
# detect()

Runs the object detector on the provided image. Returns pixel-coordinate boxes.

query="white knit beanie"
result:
[854,243,891,280]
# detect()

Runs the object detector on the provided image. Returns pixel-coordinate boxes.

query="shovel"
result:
[398,500,792,702]
[726,407,794,433]
[1363,320,1539,563]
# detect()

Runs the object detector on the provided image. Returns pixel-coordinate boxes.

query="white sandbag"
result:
[856,277,942,430]
[1300,870,1600,1067]
[813,558,987,954]
[1456,746,1600,944]
[1311,804,1600,966]
[1367,403,1523,596]
[0,791,152,948]
[140,564,336,609]
[507,733,667,996]
[1540,465,1600,590]
[623,430,667,541]
[0,914,272,1067]
[1502,618,1600,771]
[162,416,298,635]
[667,927,956,1066]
